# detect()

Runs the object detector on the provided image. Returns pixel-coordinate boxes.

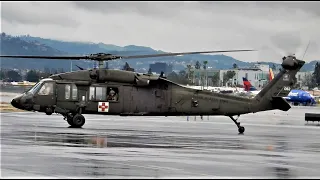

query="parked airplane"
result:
[242,77,260,96]
[242,68,275,96]
[284,89,317,106]
[242,68,317,106]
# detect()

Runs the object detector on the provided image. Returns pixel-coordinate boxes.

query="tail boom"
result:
[251,57,305,112]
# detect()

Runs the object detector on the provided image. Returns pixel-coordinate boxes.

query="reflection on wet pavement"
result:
[1,107,320,178]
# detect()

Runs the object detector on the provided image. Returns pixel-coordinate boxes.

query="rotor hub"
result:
[88,53,122,61]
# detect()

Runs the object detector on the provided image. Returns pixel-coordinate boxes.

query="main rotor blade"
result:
[121,49,256,59]
[0,55,88,60]
[0,49,256,61]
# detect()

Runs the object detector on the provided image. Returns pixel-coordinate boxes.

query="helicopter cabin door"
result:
[33,81,56,108]
[56,83,79,111]
[77,86,88,107]
[154,83,168,113]
[85,84,122,114]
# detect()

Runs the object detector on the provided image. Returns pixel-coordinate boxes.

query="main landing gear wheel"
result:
[72,114,85,128]
[229,116,245,134]
[66,113,85,128]
[67,115,74,127]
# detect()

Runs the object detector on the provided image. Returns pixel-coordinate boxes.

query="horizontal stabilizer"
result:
[271,96,291,111]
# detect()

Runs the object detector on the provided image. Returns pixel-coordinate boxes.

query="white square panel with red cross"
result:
[98,102,109,112]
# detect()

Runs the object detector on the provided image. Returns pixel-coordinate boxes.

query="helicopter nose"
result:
[11,95,23,109]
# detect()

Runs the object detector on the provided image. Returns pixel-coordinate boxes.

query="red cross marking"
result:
[99,102,108,111]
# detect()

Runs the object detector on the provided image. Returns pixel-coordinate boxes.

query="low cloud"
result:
[1,2,80,27]
[1,1,319,62]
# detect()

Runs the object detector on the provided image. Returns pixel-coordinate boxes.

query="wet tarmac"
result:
[1,107,320,178]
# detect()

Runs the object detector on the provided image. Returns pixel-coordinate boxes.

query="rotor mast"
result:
[98,61,104,69]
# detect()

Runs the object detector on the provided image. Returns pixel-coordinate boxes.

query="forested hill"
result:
[0,32,318,72]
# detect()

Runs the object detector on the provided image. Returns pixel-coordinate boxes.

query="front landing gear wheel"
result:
[238,126,245,134]
[72,114,85,128]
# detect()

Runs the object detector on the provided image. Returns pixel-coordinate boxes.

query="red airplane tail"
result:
[242,77,257,91]
[269,68,274,81]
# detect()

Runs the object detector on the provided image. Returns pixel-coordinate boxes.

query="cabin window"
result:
[96,87,107,101]
[89,87,95,100]
[65,85,71,100]
[65,84,77,100]
[72,84,78,100]
[38,82,54,96]
[89,86,107,101]
[89,86,119,101]
[107,87,119,102]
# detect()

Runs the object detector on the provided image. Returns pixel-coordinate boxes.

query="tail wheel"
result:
[238,126,245,134]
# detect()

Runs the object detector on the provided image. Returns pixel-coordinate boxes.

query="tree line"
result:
[0,68,65,82]
[310,62,320,88]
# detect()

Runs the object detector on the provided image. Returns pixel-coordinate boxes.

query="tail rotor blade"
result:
[302,40,310,60]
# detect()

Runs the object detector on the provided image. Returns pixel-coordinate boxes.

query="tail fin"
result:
[242,77,257,91]
[252,55,305,112]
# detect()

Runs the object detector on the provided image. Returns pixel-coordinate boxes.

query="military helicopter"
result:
[0,50,305,134]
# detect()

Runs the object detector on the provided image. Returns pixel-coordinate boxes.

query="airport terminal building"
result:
[188,63,313,89]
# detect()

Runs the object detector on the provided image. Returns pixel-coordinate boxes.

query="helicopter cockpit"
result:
[27,78,54,94]
[11,78,55,111]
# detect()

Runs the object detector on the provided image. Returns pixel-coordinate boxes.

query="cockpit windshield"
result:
[28,81,43,94]
[27,78,53,94]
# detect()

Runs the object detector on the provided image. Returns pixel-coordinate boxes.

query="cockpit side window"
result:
[38,82,54,96]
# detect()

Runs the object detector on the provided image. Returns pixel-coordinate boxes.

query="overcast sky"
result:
[1,1,320,63]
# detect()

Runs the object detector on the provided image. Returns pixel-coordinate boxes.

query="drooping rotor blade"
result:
[120,49,256,59]
[0,49,256,62]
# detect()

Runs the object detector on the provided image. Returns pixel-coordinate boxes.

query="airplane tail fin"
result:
[269,68,274,81]
[251,56,305,112]
[242,77,257,91]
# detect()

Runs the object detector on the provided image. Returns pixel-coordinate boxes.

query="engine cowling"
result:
[135,78,150,86]
[90,69,136,83]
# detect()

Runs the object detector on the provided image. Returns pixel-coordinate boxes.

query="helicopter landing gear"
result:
[45,107,53,115]
[65,113,85,128]
[229,115,245,134]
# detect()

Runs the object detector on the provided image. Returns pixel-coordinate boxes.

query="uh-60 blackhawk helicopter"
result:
[0,49,304,134]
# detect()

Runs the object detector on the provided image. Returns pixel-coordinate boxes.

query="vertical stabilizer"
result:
[252,55,305,112]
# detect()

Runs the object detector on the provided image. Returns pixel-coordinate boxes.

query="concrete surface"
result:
[1,106,320,178]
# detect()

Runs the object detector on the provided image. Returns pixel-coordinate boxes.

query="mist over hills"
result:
[0,32,318,72]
